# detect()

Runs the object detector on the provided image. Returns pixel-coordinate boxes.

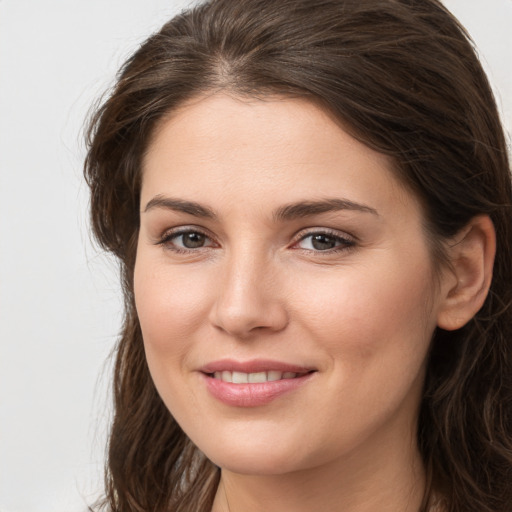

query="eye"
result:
[158,229,215,251]
[295,231,355,252]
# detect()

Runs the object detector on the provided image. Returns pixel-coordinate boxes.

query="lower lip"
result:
[202,372,315,407]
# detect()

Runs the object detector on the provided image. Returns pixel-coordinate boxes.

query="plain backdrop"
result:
[0,1,510,511]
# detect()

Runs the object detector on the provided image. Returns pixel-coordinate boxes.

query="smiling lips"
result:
[213,370,302,383]
[200,359,316,407]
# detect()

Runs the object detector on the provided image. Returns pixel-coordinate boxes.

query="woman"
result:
[84,0,512,510]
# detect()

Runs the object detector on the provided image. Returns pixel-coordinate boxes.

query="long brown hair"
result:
[84,1,512,510]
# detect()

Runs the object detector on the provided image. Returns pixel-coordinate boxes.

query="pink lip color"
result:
[201,359,313,374]
[200,359,316,407]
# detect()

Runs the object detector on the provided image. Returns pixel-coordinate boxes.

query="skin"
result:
[134,93,477,511]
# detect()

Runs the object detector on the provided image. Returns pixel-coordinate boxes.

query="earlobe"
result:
[436,215,496,331]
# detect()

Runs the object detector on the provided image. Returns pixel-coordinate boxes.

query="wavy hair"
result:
[84,0,512,510]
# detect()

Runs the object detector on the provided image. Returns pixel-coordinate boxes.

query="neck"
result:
[211,420,426,512]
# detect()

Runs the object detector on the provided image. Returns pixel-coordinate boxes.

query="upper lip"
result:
[200,359,315,374]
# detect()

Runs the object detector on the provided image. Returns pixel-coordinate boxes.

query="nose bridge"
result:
[209,241,288,337]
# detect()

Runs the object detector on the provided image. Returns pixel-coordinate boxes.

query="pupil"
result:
[183,232,205,248]
[312,234,336,250]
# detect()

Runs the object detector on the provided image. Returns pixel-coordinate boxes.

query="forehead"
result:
[141,93,415,218]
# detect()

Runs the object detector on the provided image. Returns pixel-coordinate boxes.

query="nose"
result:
[208,250,289,339]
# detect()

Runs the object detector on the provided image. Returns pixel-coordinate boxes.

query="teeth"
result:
[212,370,300,383]
[248,371,267,383]
[232,371,248,384]
[267,370,281,381]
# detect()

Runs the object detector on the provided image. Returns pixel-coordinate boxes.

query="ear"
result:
[436,215,496,331]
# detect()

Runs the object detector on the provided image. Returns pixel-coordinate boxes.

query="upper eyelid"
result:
[292,227,356,243]
[289,229,357,254]
[159,225,211,238]
[156,226,215,247]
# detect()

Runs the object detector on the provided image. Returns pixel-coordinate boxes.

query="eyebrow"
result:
[143,195,378,219]
[143,195,216,218]
[273,198,379,220]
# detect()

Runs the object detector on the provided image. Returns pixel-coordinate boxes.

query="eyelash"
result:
[293,229,356,254]
[157,227,215,254]
[156,227,356,255]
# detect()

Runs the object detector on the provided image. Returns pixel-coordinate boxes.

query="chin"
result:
[208,451,305,476]
[195,434,313,476]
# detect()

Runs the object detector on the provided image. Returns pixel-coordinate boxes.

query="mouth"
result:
[200,359,316,380]
[199,359,317,407]
[207,370,313,384]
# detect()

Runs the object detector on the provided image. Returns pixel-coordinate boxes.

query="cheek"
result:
[294,259,436,370]
[290,264,435,450]
[133,255,216,422]
[133,254,213,363]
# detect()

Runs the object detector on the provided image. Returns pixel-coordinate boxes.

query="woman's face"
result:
[135,94,448,475]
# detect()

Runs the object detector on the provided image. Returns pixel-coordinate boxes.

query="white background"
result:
[0,1,510,511]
